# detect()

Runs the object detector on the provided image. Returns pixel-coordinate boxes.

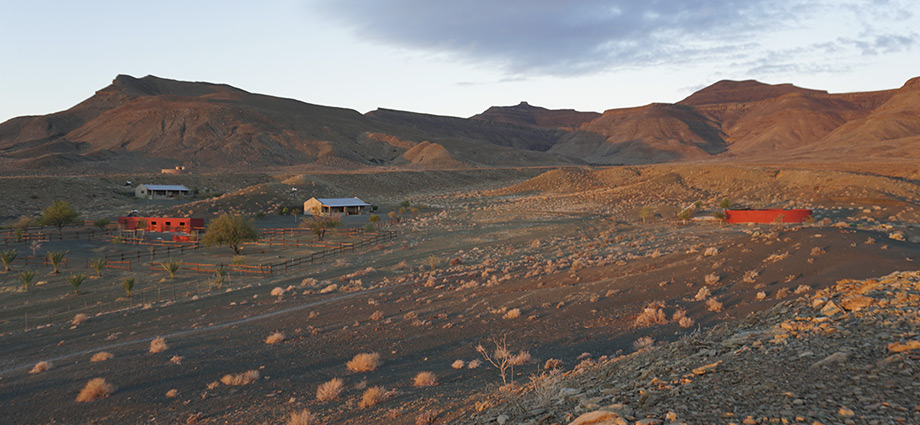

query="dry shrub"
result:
[508,351,532,366]
[149,337,168,353]
[404,311,419,320]
[271,287,285,296]
[221,370,260,386]
[319,284,338,294]
[634,302,667,327]
[286,409,319,425]
[286,409,318,425]
[704,273,720,285]
[29,361,51,374]
[672,309,694,328]
[72,313,88,326]
[90,352,113,362]
[756,291,767,300]
[633,336,655,350]
[706,298,723,312]
[543,358,563,370]
[265,332,286,344]
[166,389,178,398]
[775,287,792,299]
[467,359,481,369]
[316,377,344,402]
[413,371,438,387]
[359,386,388,408]
[370,310,384,321]
[416,410,439,425]
[703,247,719,256]
[794,284,812,294]
[694,287,711,301]
[503,308,521,319]
[75,378,114,402]
[347,352,381,372]
[451,360,465,369]
[170,355,183,365]
[742,270,759,283]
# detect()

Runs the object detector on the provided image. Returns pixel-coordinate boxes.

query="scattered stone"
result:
[568,411,628,425]
[887,340,920,353]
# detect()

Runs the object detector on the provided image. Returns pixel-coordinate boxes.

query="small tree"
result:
[19,270,35,290]
[476,335,519,386]
[388,211,398,224]
[12,216,33,242]
[399,200,411,209]
[368,214,381,229]
[90,258,106,276]
[38,201,80,230]
[712,211,726,225]
[200,214,259,255]
[68,273,87,295]
[719,198,732,209]
[428,255,440,270]
[122,277,135,298]
[93,218,111,230]
[162,259,181,279]
[639,206,653,224]
[1,249,17,272]
[677,210,691,225]
[302,216,341,241]
[47,251,66,274]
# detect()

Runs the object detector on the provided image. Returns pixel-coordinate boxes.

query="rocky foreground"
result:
[463,270,920,425]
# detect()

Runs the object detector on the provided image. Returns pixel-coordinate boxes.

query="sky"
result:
[1,0,918,123]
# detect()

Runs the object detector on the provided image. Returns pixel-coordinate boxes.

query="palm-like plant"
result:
[19,270,35,291]
[214,264,227,289]
[1,249,17,272]
[47,251,66,274]
[67,273,87,295]
[122,277,135,298]
[162,259,181,279]
[90,257,106,277]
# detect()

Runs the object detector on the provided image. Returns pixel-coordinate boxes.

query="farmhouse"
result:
[135,184,191,200]
[117,216,204,233]
[304,197,371,215]
[725,209,813,224]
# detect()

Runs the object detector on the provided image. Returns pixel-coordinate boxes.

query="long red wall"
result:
[117,217,204,233]
[725,209,812,224]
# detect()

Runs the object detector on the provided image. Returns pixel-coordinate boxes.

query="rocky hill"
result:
[470,101,600,130]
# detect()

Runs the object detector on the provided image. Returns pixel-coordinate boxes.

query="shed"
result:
[725,209,813,224]
[135,184,191,200]
[304,197,371,215]
[117,216,204,233]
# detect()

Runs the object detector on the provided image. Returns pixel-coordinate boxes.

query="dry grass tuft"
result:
[221,370,260,386]
[316,377,344,402]
[451,360,465,369]
[75,378,114,402]
[359,386,389,408]
[502,308,521,319]
[265,332,286,344]
[347,352,381,372]
[672,309,694,328]
[170,355,183,365]
[29,361,51,374]
[72,313,88,326]
[704,273,720,285]
[508,351,532,366]
[544,358,563,370]
[633,336,655,350]
[694,287,711,301]
[90,352,113,362]
[703,247,719,256]
[756,291,767,300]
[370,310,384,321]
[416,410,439,425]
[634,302,668,327]
[286,409,318,425]
[412,371,438,387]
[706,298,724,312]
[149,337,168,353]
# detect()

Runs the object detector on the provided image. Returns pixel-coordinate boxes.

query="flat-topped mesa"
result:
[108,74,247,98]
[679,79,828,106]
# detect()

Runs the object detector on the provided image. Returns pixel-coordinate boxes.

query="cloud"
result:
[314,0,918,77]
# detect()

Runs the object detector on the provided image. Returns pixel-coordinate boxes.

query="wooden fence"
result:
[1,228,110,244]
[11,255,69,268]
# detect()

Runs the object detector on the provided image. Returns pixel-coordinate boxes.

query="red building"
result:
[117,217,204,233]
[725,209,812,224]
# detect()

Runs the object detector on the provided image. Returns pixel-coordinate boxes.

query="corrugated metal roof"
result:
[314,197,370,207]
[141,184,191,191]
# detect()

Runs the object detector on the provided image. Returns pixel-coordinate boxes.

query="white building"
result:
[304,197,371,215]
[135,184,191,200]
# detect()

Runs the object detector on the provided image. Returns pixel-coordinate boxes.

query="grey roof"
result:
[141,184,190,192]
[313,197,370,207]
